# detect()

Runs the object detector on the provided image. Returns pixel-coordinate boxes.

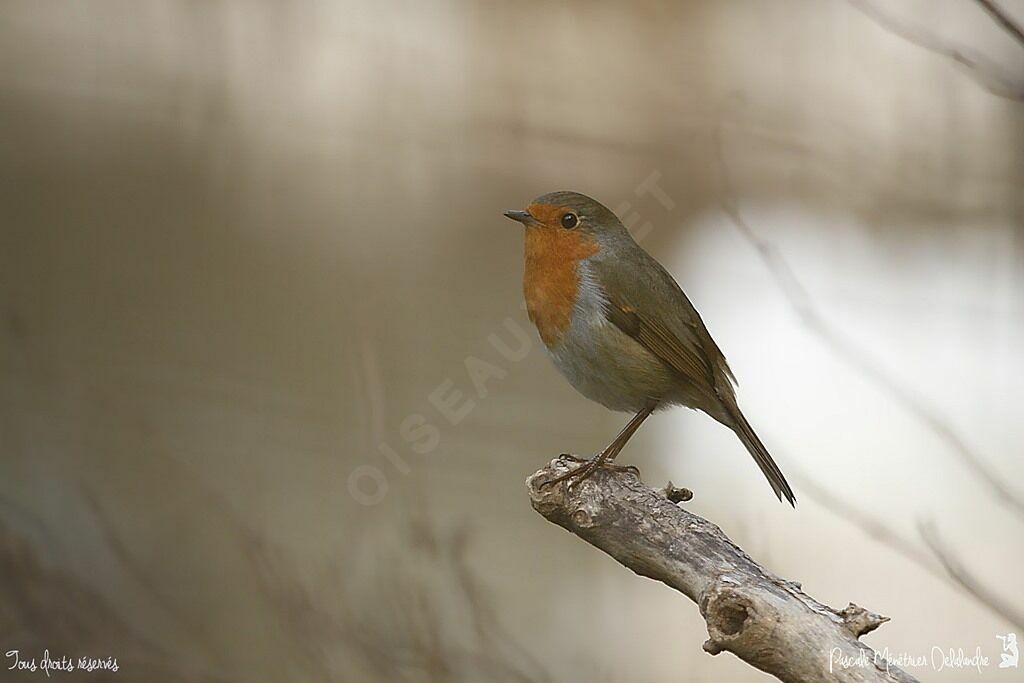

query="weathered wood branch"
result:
[527,458,919,683]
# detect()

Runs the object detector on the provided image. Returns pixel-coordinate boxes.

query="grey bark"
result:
[527,458,920,683]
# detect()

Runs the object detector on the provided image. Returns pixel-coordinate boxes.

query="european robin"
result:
[504,191,795,505]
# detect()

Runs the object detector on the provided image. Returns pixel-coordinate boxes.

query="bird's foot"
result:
[544,456,641,490]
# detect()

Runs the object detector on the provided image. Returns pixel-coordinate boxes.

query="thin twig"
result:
[795,470,1024,629]
[715,131,1024,520]
[844,0,1024,101]
[919,519,1024,631]
[791,471,943,582]
[972,0,1024,49]
[715,128,1024,632]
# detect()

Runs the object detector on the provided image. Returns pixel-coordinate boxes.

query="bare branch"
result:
[791,472,943,581]
[714,130,1024,633]
[972,0,1024,49]
[528,459,920,683]
[919,520,1024,632]
[715,134,1024,520]
[844,0,1024,101]
[794,470,1024,630]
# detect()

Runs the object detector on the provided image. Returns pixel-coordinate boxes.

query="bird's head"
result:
[503,191,625,241]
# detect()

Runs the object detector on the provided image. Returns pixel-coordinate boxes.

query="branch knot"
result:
[839,603,890,638]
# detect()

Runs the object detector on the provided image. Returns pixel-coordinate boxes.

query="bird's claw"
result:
[541,458,642,490]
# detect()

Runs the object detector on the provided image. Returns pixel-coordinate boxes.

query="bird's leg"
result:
[544,404,657,488]
[598,403,657,465]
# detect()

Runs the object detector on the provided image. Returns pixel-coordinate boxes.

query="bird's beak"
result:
[503,209,537,226]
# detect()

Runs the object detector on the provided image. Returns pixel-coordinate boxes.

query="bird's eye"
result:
[560,212,578,229]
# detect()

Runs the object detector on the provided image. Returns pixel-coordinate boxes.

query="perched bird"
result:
[504,191,795,505]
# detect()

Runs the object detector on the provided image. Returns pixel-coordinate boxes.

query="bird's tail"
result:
[726,404,796,506]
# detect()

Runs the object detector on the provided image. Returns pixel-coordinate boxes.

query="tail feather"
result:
[726,405,796,506]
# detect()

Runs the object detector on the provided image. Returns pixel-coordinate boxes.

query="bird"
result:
[504,190,795,505]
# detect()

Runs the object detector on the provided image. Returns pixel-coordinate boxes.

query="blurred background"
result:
[1,0,1022,681]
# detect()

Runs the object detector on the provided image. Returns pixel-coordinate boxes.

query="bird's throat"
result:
[522,226,600,347]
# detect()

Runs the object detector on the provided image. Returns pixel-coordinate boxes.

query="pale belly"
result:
[545,304,679,412]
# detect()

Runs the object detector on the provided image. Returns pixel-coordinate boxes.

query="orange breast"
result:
[523,227,599,346]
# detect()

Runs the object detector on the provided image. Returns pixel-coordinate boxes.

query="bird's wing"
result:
[592,251,797,505]
[603,298,718,396]
[591,250,736,401]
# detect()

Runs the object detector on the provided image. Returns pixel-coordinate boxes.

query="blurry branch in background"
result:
[346,317,550,679]
[80,486,205,643]
[442,525,552,682]
[343,517,551,683]
[0,499,231,683]
[528,461,919,683]
[722,186,1024,517]
[919,520,1024,631]
[210,496,550,682]
[844,0,1024,101]
[715,133,1024,521]
[715,131,1024,631]
[790,473,942,580]
[1,477,549,682]
[793,472,1024,632]
[972,0,1024,49]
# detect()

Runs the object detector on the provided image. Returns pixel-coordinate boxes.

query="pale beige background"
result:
[1,1,1022,681]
